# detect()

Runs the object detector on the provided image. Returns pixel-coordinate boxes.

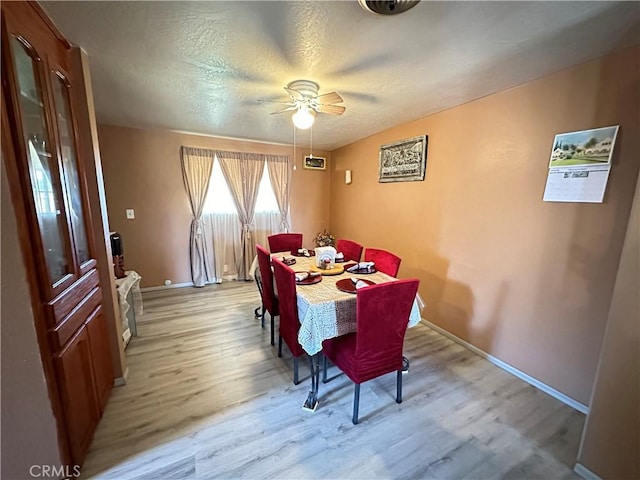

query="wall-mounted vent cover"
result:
[358,0,420,15]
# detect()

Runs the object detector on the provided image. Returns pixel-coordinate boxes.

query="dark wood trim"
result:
[51,65,100,277]
[47,268,99,325]
[46,65,80,276]
[79,258,98,277]
[1,12,78,299]
[53,325,99,463]
[29,1,71,49]
[85,307,114,413]
[39,45,80,295]
[2,3,117,467]
[3,3,68,60]
[51,287,102,351]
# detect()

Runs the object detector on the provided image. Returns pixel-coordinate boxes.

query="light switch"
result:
[126,209,135,219]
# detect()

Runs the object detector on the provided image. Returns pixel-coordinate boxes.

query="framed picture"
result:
[379,135,428,183]
[303,155,326,170]
[548,125,619,168]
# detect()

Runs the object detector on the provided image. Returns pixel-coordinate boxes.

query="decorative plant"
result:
[314,229,335,247]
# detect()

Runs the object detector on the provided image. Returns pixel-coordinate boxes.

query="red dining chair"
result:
[256,244,278,346]
[364,248,402,277]
[272,257,306,384]
[336,239,363,263]
[322,278,419,424]
[268,233,303,254]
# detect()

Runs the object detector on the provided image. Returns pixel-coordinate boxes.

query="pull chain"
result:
[293,123,297,170]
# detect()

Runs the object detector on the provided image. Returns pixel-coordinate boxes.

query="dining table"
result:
[272,251,422,412]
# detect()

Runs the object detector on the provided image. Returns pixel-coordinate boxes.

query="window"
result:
[28,142,57,214]
[202,157,282,283]
[255,163,279,213]
[203,159,278,214]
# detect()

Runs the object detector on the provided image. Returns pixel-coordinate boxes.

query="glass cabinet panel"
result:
[52,74,90,265]
[12,37,71,284]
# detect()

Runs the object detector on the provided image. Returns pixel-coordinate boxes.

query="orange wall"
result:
[97,125,331,287]
[578,173,639,478]
[329,46,639,405]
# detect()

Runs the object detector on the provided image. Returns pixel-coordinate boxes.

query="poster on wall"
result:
[543,125,619,203]
[378,135,428,183]
[303,155,326,170]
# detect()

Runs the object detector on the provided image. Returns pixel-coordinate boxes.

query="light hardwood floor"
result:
[82,282,584,479]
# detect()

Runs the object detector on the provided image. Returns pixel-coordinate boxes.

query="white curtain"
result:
[216,151,264,280]
[180,146,214,287]
[204,212,241,283]
[253,211,281,250]
[266,154,292,232]
[182,146,291,284]
[203,211,280,283]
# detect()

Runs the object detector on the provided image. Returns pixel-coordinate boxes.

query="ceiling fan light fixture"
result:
[263,78,344,128]
[292,106,316,129]
[287,79,319,97]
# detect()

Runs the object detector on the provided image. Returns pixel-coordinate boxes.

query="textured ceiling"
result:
[41,1,639,150]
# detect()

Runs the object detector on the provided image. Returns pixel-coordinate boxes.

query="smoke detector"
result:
[358,0,420,15]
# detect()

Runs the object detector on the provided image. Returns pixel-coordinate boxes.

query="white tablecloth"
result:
[273,252,422,355]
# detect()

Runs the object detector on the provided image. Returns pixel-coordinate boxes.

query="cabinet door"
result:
[3,3,98,297]
[55,326,99,465]
[86,308,114,413]
[5,33,76,295]
[50,65,95,275]
[3,2,113,467]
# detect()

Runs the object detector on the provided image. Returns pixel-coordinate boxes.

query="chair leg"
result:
[293,357,299,385]
[352,383,360,425]
[402,355,410,374]
[322,354,328,383]
[270,313,275,346]
[278,335,283,357]
[396,370,403,403]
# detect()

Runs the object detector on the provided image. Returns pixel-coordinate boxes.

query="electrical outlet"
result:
[126,209,135,219]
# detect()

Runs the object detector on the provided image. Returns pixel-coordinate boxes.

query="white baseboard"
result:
[421,319,589,414]
[140,282,193,292]
[140,278,233,292]
[573,463,601,480]
[114,366,129,387]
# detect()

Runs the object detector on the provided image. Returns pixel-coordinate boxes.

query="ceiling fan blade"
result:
[270,105,298,114]
[317,91,344,105]
[258,99,296,105]
[316,104,346,115]
[284,87,305,102]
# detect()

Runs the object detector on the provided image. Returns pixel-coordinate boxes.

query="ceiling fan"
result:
[263,80,346,129]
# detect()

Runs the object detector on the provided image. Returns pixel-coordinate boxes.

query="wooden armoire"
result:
[1,1,114,467]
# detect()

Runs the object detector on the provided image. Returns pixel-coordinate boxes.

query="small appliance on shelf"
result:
[110,231,126,279]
